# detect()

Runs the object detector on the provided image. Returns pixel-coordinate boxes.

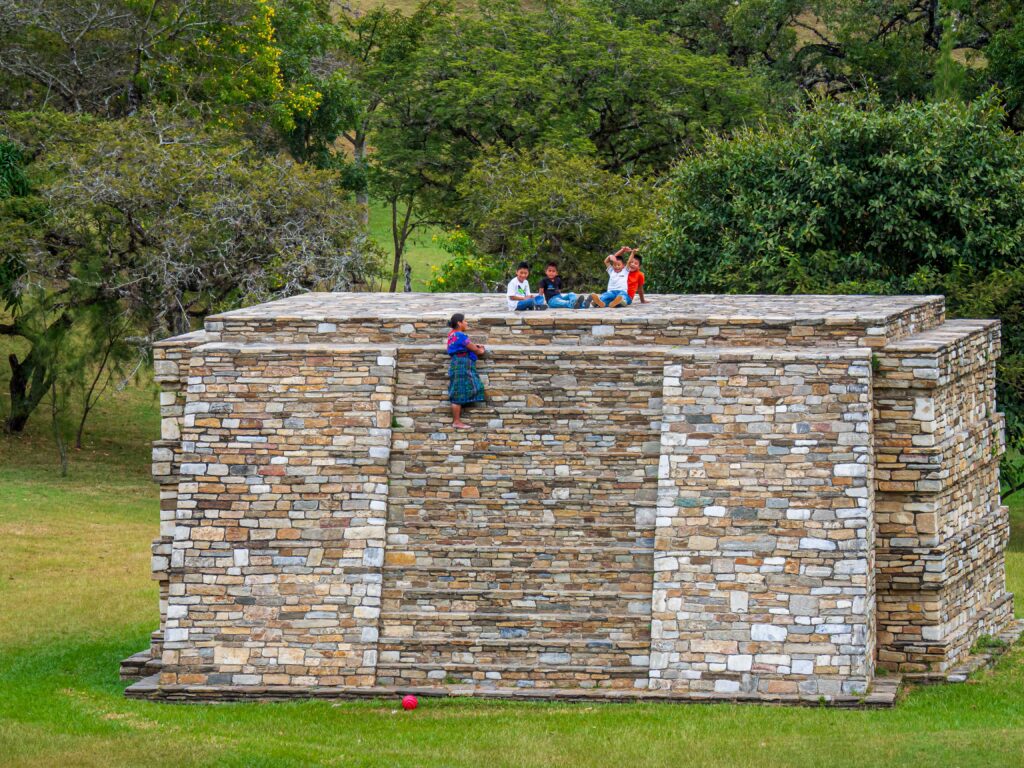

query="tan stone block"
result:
[214,646,250,665]
[191,526,225,541]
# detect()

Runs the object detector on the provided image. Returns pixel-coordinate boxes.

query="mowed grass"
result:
[2,374,1024,767]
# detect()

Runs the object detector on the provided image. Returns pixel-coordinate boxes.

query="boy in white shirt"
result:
[506,261,547,311]
[589,246,633,308]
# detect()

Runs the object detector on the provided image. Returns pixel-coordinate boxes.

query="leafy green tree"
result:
[368,0,766,289]
[425,229,508,293]
[335,1,452,219]
[988,11,1024,128]
[0,1,281,117]
[646,94,1024,495]
[450,147,656,287]
[0,109,376,433]
[600,0,1020,109]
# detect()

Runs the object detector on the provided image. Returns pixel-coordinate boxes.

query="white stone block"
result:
[730,591,749,613]
[834,463,867,477]
[792,659,814,675]
[727,654,752,672]
[751,624,787,642]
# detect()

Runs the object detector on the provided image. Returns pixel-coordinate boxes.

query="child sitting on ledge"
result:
[539,261,588,309]
[590,246,633,308]
[506,262,547,311]
[446,313,486,430]
[627,251,647,304]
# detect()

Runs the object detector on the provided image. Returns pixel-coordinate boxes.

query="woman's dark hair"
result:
[448,313,465,330]
[516,261,530,271]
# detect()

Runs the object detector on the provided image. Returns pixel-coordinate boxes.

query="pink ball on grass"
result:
[401,694,418,711]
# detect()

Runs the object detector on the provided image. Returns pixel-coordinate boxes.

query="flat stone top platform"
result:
[208,292,943,324]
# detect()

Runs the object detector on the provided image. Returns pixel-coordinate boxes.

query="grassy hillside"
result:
[1,363,1024,766]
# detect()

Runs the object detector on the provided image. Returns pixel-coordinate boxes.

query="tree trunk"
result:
[51,390,68,477]
[5,350,53,433]
[4,312,73,434]
[389,197,415,292]
[354,131,369,226]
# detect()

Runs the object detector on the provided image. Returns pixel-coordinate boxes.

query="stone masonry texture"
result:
[143,293,1011,702]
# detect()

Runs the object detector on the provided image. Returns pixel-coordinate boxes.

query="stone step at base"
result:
[124,672,902,706]
[119,650,162,681]
[375,664,646,690]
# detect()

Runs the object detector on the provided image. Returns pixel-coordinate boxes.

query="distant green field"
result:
[367,200,448,292]
[2,358,1024,767]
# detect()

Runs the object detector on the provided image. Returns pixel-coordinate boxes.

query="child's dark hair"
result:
[632,254,643,264]
[516,261,530,271]
[546,261,559,269]
[448,313,465,330]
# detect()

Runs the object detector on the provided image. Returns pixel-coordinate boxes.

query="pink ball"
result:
[401,694,418,711]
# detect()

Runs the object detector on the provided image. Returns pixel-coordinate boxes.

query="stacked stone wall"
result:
[873,320,1011,671]
[378,347,663,690]
[135,293,1012,702]
[650,348,875,696]
[159,344,396,687]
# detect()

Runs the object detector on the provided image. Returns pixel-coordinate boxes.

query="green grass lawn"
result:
[2,379,1024,767]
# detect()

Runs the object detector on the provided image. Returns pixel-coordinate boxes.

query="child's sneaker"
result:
[608,295,625,308]
[574,295,586,309]
[590,293,605,308]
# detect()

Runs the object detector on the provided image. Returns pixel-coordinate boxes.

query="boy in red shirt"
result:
[627,251,646,304]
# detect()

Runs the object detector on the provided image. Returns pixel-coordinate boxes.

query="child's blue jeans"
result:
[546,293,580,308]
[514,295,547,311]
[598,290,631,306]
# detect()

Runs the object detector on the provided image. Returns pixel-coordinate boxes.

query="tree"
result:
[0,109,377,433]
[366,0,767,289]
[646,94,1024,495]
[0,1,275,116]
[449,146,656,287]
[334,1,452,221]
[988,11,1024,128]
[600,0,1021,109]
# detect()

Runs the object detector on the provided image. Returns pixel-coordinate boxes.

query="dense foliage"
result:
[453,147,656,286]
[647,95,1024,494]
[0,110,374,433]
[1,0,1023,487]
